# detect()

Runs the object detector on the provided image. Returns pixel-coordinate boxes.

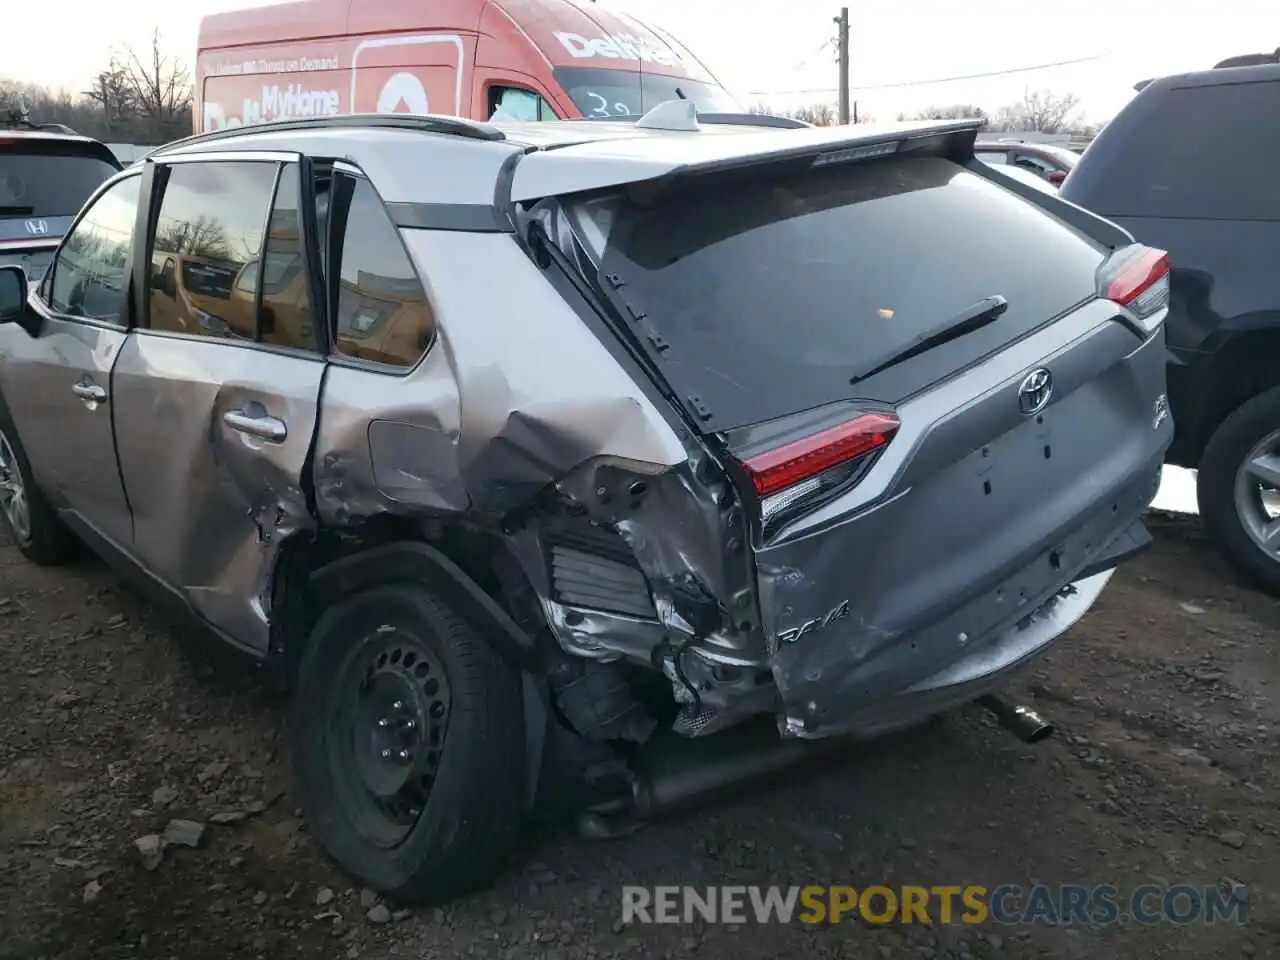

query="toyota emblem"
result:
[1017,368,1053,416]
[24,219,49,236]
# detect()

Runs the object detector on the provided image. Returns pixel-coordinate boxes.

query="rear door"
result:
[111,154,325,653]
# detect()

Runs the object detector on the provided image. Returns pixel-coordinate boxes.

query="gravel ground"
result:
[0,512,1276,959]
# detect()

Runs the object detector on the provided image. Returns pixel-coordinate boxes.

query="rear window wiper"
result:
[849,295,1009,385]
[0,205,35,215]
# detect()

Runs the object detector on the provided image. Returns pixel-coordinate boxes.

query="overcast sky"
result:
[5,0,1277,124]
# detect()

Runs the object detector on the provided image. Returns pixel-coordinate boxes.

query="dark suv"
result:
[1061,63,1280,590]
[0,125,122,283]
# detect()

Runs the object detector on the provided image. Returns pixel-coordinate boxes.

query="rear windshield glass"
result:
[578,156,1104,430]
[1063,79,1280,220]
[0,150,120,218]
[552,67,740,120]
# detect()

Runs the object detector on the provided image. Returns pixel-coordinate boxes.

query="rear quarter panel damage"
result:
[309,228,754,663]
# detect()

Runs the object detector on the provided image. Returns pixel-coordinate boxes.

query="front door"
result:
[111,156,324,653]
[0,173,143,548]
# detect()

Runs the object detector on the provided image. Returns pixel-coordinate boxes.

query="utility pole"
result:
[834,6,850,124]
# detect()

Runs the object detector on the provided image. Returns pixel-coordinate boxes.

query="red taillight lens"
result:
[1098,244,1170,331]
[743,412,900,497]
[1104,246,1169,308]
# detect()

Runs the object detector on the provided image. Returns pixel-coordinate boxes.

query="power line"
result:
[784,37,833,77]
[748,52,1107,97]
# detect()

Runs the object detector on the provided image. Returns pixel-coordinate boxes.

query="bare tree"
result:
[901,103,989,123]
[992,88,1080,134]
[791,103,836,126]
[123,29,193,141]
[83,57,136,136]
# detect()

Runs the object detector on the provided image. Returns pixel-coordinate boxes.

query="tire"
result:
[292,583,527,903]
[0,409,79,566]
[1198,386,1280,594]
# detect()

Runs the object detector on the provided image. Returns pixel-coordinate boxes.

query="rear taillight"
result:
[743,412,899,498]
[1098,244,1170,333]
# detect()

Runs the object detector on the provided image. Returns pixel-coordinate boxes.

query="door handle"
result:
[223,409,288,443]
[72,382,107,404]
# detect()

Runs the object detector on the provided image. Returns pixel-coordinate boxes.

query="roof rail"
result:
[697,112,811,129]
[148,113,507,158]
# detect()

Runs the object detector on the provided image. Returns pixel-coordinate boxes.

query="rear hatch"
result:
[551,125,1169,723]
[0,136,121,281]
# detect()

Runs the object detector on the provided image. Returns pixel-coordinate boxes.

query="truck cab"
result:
[195,0,740,133]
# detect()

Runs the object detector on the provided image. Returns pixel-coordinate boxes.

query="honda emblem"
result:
[24,219,49,236]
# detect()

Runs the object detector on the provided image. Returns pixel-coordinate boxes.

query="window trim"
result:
[324,169,439,377]
[36,170,146,331]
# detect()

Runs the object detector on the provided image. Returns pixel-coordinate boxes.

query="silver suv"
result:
[0,107,1173,902]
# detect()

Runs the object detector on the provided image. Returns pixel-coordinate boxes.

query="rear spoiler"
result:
[509,101,982,203]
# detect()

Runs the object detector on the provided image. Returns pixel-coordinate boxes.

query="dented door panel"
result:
[111,333,323,653]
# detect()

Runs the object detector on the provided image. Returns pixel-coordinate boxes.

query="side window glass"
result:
[48,176,140,323]
[488,86,558,121]
[147,161,277,340]
[258,164,316,352]
[1014,153,1052,175]
[330,177,435,368]
[977,150,1008,165]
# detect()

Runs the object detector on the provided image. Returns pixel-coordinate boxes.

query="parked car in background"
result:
[989,162,1060,195]
[0,107,1171,902]
[1061,61,1280,591]
[976,139,1078,185]
[0,124,123,284]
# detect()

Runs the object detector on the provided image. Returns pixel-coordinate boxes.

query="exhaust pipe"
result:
[978,694,1054,743]
[578,717,849,837]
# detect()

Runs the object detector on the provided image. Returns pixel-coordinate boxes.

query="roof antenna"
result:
[674,87,688,100]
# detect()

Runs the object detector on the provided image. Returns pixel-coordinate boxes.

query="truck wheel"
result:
[1198,386,1280,594]
[292,583,526,903]
[0,415,78,566]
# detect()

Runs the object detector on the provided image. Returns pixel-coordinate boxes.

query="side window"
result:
[488,86,558,121]
[1013,153,1054,176]
[257,164,316,352]
[976,150,1008,165]
[329,176,435,368]
[48,175,141,323]
[147,160,277,340]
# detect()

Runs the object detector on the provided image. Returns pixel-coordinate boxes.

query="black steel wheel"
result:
[293,583,526,903]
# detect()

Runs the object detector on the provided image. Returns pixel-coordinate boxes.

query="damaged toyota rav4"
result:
[0,106,1172,902]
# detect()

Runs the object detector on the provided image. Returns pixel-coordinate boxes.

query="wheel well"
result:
[265,515,549,692]
[1185,330,1280,464]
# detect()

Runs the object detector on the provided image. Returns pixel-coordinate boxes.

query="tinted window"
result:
[48,175,139,323]
[1013,153,1056,176]
[1063,80,1280,220]
[976,150,1009,165]
[580,156,1105,430]
[331,177,434,367]
[0,150,120,218]
[256,164,316,352]
[489,86,559,121]
[148,161,277,339]
[552,68,739,119]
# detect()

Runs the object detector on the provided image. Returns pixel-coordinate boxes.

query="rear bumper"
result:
[774,454,1163,740]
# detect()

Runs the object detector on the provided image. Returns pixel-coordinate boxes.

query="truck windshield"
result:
[552,68,740,119]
